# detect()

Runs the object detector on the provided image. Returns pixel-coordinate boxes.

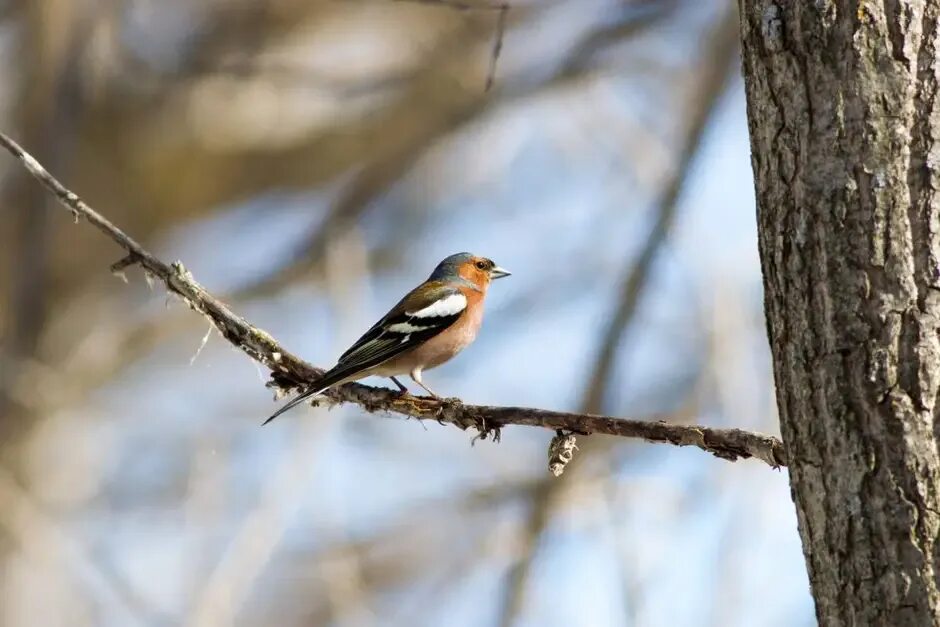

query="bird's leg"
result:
[389,376,409,394]
[410,368,440,399]
[415,381,440,398]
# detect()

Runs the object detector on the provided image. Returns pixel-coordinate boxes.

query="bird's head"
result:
[429,252,511,290]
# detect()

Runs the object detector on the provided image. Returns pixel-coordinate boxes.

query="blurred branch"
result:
[189,413,330,627]
[582,4,738,415]
[0,466,162,625]
[0,131,786,469]
[498,4,743,624]
[190,243,374,627]
[0,0,85,433]
[395,0,508,91]
[163,1,507,94]
[555,0,677,80]
[227,1,669,302]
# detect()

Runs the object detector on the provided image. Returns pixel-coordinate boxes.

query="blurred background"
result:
[0,0,812,625]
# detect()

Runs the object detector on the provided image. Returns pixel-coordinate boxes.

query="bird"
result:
[263,252,510,424]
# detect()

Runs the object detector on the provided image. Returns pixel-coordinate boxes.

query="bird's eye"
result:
[475,261,487,270]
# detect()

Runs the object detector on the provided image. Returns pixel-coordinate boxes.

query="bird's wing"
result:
[333,282,467,375]
[262,282,467,425]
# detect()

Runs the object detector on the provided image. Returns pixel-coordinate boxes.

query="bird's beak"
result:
[489,265,511,280]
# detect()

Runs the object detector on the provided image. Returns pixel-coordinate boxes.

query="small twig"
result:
[0,130,787,469]
[396,0,509,92]
[109,253,139,274]
[109,253,139,283]
[190,323,214,365]
[485,4,509,91]
[498,10,744,622]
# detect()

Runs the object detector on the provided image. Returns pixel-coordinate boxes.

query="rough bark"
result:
[738,1,940,624]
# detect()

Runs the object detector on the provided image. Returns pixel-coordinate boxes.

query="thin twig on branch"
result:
[0,131,787,469]
[395,0,508,91]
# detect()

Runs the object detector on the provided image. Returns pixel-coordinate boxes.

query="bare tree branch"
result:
[0,131,787,469]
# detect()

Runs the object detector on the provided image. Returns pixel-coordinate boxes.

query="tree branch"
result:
[0,130,787,470]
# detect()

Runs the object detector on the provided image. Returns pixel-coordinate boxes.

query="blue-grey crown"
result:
[428,252,475,280]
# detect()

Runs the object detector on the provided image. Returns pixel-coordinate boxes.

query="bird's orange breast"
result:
[408,301,483,369]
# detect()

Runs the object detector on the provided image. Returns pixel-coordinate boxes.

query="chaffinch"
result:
[263,252,510,424]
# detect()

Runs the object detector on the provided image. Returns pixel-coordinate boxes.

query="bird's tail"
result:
[261,367,351,425]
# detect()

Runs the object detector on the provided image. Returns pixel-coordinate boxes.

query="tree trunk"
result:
[737,1,940,624]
